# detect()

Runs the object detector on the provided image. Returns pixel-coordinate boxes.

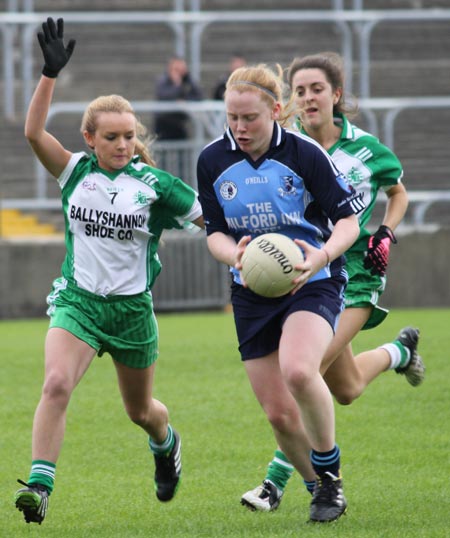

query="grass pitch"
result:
[1,309,449,537]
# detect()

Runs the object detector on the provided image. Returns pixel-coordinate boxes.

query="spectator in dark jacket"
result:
[154,56,203,140]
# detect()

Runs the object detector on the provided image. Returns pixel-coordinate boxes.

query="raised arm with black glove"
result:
[363,225,397,277]
[37,17,76,78]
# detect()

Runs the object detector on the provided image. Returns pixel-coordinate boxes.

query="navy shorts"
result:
[231,276,346,361]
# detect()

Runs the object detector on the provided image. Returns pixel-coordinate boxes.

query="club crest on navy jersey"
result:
[278,175,296,197]
[220,180,238,201]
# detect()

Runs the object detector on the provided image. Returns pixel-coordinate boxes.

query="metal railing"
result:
[357,96,450,150]
[1,96,450,229]
[2,9,450,119]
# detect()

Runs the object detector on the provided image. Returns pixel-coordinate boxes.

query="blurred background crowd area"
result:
[1,0,450,233]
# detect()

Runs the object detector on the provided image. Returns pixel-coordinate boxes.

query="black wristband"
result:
[377,225,397,244]
[42,65,59,78]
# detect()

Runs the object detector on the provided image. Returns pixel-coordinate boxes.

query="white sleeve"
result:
[57,151,87,189]
[175,197,203,233]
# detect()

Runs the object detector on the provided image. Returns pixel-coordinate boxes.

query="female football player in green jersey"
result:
[14,18,203,525]
[241,52,425,513]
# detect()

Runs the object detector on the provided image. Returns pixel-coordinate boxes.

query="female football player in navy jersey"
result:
[241,52,425,515]
[14,18,203,525]
[197,63,359,523]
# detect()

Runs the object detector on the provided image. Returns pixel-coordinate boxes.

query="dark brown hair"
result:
[287,52,357,117]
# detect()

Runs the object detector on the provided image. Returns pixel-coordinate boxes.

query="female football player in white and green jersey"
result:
[14,18,203,525]
[241,52,425,513]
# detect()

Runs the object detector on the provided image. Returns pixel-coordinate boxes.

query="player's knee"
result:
[41,373,73,407]
[283,366,312,395]
[127,408,150,427]
[332,386,360,406]
[264,405,299,433]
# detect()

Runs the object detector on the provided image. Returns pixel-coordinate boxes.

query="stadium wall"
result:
[0,229,448,319]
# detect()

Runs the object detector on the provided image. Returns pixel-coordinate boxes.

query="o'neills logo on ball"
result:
[256,238,294,274]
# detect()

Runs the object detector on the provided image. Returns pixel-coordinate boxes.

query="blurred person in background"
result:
[154,55,204,140]
[241,51,425,514]
[212,53,247,100]
[14,17,203,525]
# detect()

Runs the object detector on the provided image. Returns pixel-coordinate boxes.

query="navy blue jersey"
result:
[197,123,357,284]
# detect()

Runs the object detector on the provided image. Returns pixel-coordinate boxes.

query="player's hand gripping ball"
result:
[241,233,304,298]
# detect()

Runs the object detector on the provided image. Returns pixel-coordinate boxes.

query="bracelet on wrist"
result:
[322,247,330,265]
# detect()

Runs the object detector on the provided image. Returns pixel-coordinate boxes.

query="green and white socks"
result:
[27,460,56,494]
[149,424,175,456]
[264,449,294,491]
[380,340,411,370]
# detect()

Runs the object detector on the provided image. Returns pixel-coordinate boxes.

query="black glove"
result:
[363,225,397,277]
[37,17,76,78]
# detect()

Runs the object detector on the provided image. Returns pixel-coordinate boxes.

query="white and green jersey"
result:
[301,113,403,254]
[58,152,201,296]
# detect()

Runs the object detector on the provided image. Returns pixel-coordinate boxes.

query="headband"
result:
[230,80,277,100]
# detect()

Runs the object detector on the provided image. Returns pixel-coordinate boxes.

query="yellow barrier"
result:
[0,209,61,237]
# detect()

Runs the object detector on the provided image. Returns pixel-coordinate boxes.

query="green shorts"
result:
[344,251,389,330]
[47,278,159,368]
